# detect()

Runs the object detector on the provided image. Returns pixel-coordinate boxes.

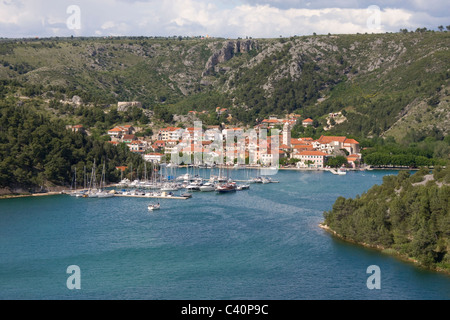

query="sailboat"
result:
[215,165,237,193]
[87,161,99,198]
[97,162,114,198]
[215,182,237,193]
[70,168,85,197]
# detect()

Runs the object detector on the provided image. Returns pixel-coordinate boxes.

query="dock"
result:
[114,194,191,200]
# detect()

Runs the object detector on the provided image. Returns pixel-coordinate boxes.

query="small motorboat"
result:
[200,182,215,192]
[186,184,201,192]
[181,193,193,198]
[148,203,161,211]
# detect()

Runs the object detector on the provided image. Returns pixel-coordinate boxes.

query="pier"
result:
[114,194,191,200]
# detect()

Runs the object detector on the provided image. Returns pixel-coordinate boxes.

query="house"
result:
[295,151,329,168]
[108,125,134,138]
[158,127,184,141]
[153,140,166,150]
[144,153,164,164]
[292,144,315,156]
[108,127,124,139]
[216,107,229,115]
[204,127,222,141]
[67,125,85,134]
[164,140,181,155]
[262,119,283,129]
[314,136,360,155]
[343,139,361,155]
[128,140,146,154]
[122,134,137,144]
[302,118,314,127]
[260,149,286,166]
[346,154,361,168]
[222,128,244,141]
[183,127,203,142]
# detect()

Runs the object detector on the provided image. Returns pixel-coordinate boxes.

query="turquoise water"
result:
[0,169,449,300]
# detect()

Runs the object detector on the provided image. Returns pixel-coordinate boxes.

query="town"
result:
[69,111,362,171]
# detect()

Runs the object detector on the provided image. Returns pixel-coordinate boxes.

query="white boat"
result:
[186,183,202,191]
[199,183,215,192]
[88,190,99,198]
[176,173,192,181]
[148,203,161,211]
[161,183,180,192]
[251,177,263,184]
[329,168,347,175]
[75,191,86,198]
[97,190,115,198]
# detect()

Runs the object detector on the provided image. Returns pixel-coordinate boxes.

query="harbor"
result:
[66,164,280,199]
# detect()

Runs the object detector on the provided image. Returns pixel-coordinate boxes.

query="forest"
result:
[323,167,450,272]
[0,102,144,192]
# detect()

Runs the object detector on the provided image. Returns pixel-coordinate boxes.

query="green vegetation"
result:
[0,102,144,191]
[361,136,450,167]
[323,167,450,273]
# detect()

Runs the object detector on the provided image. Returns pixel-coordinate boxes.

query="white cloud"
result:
[0,0,448,38]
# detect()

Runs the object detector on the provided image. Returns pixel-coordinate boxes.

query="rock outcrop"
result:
[202,39,258,76]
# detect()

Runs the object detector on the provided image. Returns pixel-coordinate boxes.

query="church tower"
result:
[283,122,291,147]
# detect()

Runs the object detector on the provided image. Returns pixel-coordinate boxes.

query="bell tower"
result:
[283,122,291,147]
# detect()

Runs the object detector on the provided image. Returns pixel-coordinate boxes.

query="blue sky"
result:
[0,0,449,38]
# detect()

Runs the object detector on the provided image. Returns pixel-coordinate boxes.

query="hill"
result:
[0,32,448,141]
[322,167,450,273]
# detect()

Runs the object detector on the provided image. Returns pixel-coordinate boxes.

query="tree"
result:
[438,25,444,32]
[327,156,348,168]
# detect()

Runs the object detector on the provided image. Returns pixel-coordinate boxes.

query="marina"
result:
[114,193,191,200]
[65,165,279,200]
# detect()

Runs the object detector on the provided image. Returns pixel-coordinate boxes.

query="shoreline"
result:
[0,192,63,200]
[319,223,450,276]
[0,168,410,200]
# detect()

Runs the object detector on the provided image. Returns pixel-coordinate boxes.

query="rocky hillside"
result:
[0,32,449,139]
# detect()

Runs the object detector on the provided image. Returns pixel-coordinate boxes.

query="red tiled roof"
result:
[318,135,347,144]
[345,139,360,144]
[298,151,328,156]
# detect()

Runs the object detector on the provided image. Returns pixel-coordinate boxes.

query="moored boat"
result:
[215,183,237,193]
[148,203,161,211]
[199,182,215,192]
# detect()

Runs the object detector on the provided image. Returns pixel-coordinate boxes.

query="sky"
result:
[0,0,449,38]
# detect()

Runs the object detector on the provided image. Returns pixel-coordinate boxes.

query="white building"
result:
[144,153,164,163]
[295,151,328,168]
